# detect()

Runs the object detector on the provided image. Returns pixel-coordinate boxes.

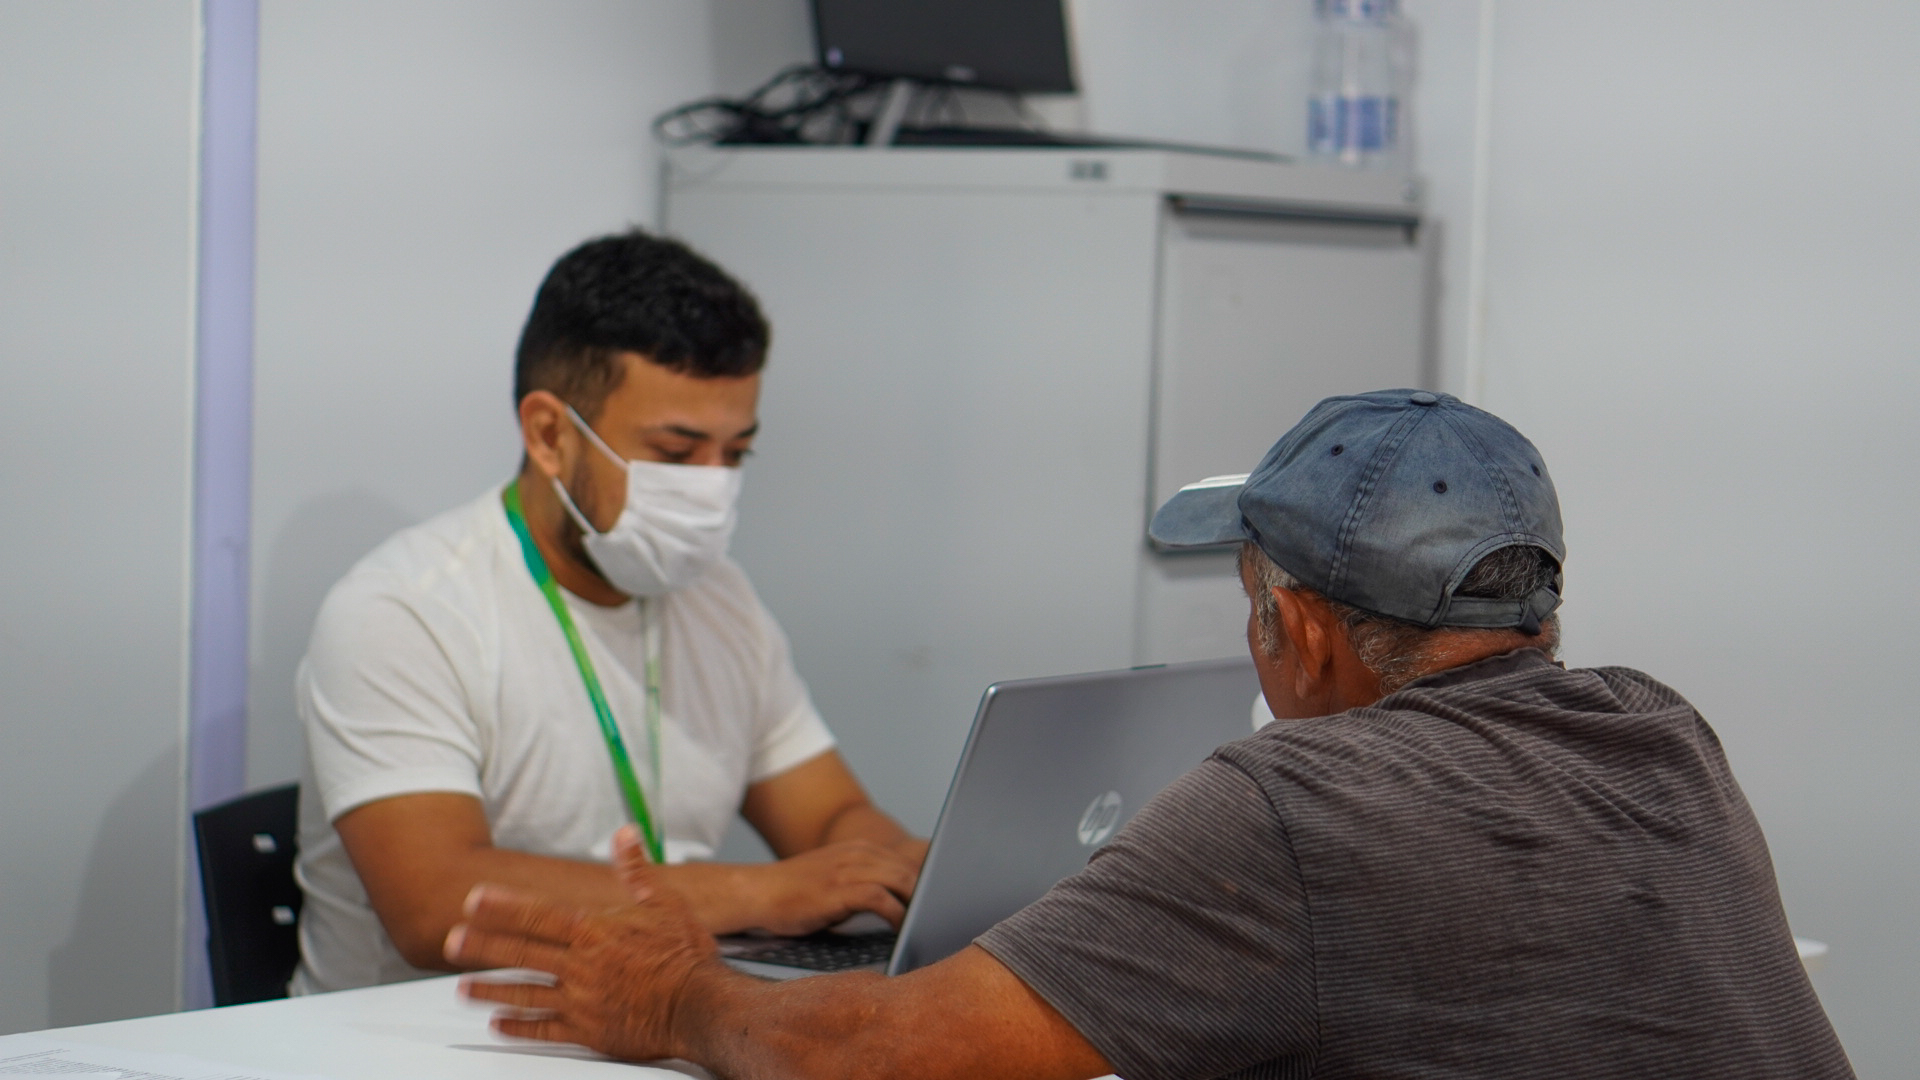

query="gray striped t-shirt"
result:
[978,648,1851,1079]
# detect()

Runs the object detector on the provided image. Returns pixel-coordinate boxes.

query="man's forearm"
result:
[672,964,878,1079]
[343,792,875,966]
[650,861,775,935]
[820,802,925,860]
[668,949,1109,1080]
[387,847,629,969]
[339,794,637,971]
[449,872,1111,1078]
[741,751,926,863]
[392,850,845,966]
[442,855,871,941]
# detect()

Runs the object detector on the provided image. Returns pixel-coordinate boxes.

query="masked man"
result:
[292,230,925,993]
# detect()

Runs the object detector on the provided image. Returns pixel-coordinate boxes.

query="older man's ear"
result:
[1267,585,1346,715]
[1264,585,1395,717]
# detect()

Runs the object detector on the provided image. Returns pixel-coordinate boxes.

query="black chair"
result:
[193,783,303,1006]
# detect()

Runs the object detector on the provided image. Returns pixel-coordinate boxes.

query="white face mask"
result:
[551,405,743,597]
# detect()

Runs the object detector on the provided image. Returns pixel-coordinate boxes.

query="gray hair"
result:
[1240,542,1562,696]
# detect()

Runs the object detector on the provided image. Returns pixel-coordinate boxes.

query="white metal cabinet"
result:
[1137,208,1429,666]
[664,148,1426,831]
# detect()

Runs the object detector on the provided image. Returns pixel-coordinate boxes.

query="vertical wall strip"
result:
[185,0,259,1009]
[1461,0,1498,405]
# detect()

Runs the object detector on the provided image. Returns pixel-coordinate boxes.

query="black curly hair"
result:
[513,229,770,419]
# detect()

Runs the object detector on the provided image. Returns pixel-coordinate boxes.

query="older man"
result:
[446,390,1851,1079]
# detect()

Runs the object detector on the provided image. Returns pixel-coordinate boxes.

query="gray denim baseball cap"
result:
[1149,389,1565,631]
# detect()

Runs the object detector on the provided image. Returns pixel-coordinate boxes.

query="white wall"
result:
[1067,0,1311,157]
[244,0,808,790]
[0,2,198,1032]
[1453,5,1920,1074]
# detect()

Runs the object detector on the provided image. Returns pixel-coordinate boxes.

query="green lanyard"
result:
[502,481,666,864]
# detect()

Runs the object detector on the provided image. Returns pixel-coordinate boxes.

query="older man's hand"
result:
[447,827,719,1062]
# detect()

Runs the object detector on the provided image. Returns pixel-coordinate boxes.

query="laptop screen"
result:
[889,657,1259,974]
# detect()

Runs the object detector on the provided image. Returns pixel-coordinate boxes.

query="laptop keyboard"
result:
[725,931,898,972]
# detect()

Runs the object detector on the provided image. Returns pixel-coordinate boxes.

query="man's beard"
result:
[559,457,610,584]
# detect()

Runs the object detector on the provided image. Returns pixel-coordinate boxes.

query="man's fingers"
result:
[847,883,908,928]
[842,847,919,901]
[873,853,919,900]
[463,885,588,945]
[894,836,931,868]
[446,924,570,973]
[611,826,656,902]
[491,1013,580,1046]
[460,976,560,1010]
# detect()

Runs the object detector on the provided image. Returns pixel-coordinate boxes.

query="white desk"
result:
[18,976,708,1080]
[11,946,1828,1079]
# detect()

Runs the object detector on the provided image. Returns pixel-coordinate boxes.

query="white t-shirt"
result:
[290,486,835,994]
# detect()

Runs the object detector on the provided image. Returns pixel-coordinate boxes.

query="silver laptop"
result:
[722,657,1260,979]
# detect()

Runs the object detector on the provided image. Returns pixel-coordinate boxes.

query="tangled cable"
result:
[652,65,887,147]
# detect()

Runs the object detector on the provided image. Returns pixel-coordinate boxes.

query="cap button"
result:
[1409,391,1439,406]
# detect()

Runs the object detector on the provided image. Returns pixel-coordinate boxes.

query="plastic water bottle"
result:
[1308,0,1412,170]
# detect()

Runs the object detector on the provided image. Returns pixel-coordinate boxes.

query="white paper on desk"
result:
[0,1036,334,1080]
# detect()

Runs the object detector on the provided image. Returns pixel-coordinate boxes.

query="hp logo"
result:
[1076,791,1124,847]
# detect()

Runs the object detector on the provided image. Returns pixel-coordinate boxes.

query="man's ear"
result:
[1272,586,1333,701]
[518,391,574,480]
